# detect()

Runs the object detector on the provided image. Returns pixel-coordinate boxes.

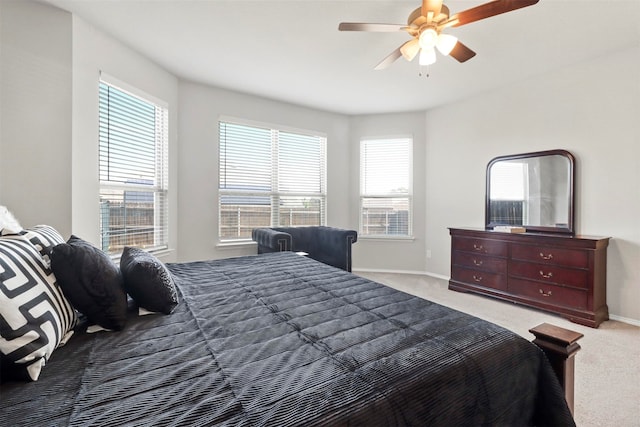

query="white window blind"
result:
[360,137,412,237]
[219,120,326,241]
[99,80,169,255]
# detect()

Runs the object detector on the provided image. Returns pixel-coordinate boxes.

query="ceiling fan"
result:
[339,0,539,70]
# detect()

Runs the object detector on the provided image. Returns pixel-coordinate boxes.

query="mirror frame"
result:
[485,149,575,235]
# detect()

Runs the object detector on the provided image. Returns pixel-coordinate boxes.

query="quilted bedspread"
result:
[0,252,574,426]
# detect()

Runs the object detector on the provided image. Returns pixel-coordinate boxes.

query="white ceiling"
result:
[41,0,640,115]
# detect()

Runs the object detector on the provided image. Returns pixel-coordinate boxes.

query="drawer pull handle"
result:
[472,275,483,282]
[473,244,484,251]
[539,252,554,260]
[473,259,483,266]
[539,289,553,297]
[539,271,553,279]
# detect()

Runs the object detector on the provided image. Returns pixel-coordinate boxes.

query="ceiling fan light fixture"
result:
[339,0,539,70]
[419,47,437,65]
[436,33,458,56]
[418,28,438,50]
[400,39,421,61]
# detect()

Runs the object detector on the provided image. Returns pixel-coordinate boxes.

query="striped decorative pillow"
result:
[18,224,66,267]
[0,229,77,381]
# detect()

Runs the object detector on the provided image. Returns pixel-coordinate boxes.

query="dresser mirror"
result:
[485,149,575,234]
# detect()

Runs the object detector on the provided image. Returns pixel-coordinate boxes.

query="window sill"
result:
[109,247,175,262]
[359,235,415,242]
[216,240,257,250]
[149,248,175,258]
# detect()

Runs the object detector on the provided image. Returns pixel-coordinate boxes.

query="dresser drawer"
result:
[511,243,588,268]
[509,261,588,289]
[509,278,587,310]
[451,267,507,291]
[452,237,507,257]
[452,251,507,272]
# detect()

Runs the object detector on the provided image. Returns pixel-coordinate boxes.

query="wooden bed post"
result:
[529,323,584,415]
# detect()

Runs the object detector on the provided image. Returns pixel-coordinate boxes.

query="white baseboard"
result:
[423,271,450,281]
[352,268,449,282]
[609,314,640,327]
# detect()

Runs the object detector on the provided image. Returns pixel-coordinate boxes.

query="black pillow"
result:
[51,235,127,331]
[120,247,178,314]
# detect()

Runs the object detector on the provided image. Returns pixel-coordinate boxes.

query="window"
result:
[99,78,169,255]
[360,137,412,237]
[219,119,326,241]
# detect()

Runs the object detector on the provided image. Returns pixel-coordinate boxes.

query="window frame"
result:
[218,116,327,243]
[98,73,169,255]
[359,136,413,239]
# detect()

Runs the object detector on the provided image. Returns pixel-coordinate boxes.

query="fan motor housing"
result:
[407,4,450,27]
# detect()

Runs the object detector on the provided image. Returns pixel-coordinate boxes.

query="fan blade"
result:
[339,22,407,32]
[421,0,443,18]
[374,47,403,70]
[400,39,420,61]
[449,0,539,27]
[449,41,476,62]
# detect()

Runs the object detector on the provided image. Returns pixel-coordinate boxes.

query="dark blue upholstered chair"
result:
[251,226,358,272]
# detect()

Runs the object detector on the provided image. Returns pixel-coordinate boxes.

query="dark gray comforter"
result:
[0,252,574,426]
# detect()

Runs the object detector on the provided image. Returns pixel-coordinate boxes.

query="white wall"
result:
[0,0,179,262]
[0,2,3,197]
[0,0,72,236]
[423,47,640,323]
[71,15,179,260]
[2,0,638,324]
[177,81,351,262]
[348,112,428,274]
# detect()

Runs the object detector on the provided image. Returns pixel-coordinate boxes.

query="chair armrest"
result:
[251,228,291,253]
[313,227,357,271]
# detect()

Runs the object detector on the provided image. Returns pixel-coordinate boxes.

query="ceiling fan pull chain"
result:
[419,65,431,78]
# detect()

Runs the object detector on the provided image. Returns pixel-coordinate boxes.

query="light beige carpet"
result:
[356,271,640,427]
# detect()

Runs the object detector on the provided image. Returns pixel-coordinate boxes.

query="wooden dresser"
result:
[449,227,609,328]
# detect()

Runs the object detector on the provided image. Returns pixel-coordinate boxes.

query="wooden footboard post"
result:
[529,323,583,415]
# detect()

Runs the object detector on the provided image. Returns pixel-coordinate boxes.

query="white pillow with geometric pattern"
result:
[0,231,77,381]
[19,224,67,267]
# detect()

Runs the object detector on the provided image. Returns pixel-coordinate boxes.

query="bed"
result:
[1,250,575,426]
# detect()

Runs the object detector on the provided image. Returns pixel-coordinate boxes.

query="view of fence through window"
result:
[99,80,169,254]
[489,161,527,225]
[361,197,411,235]
[219,121,326,241]
[99,190,167,251]
[360,137,412,237]
[219,197,323,240]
